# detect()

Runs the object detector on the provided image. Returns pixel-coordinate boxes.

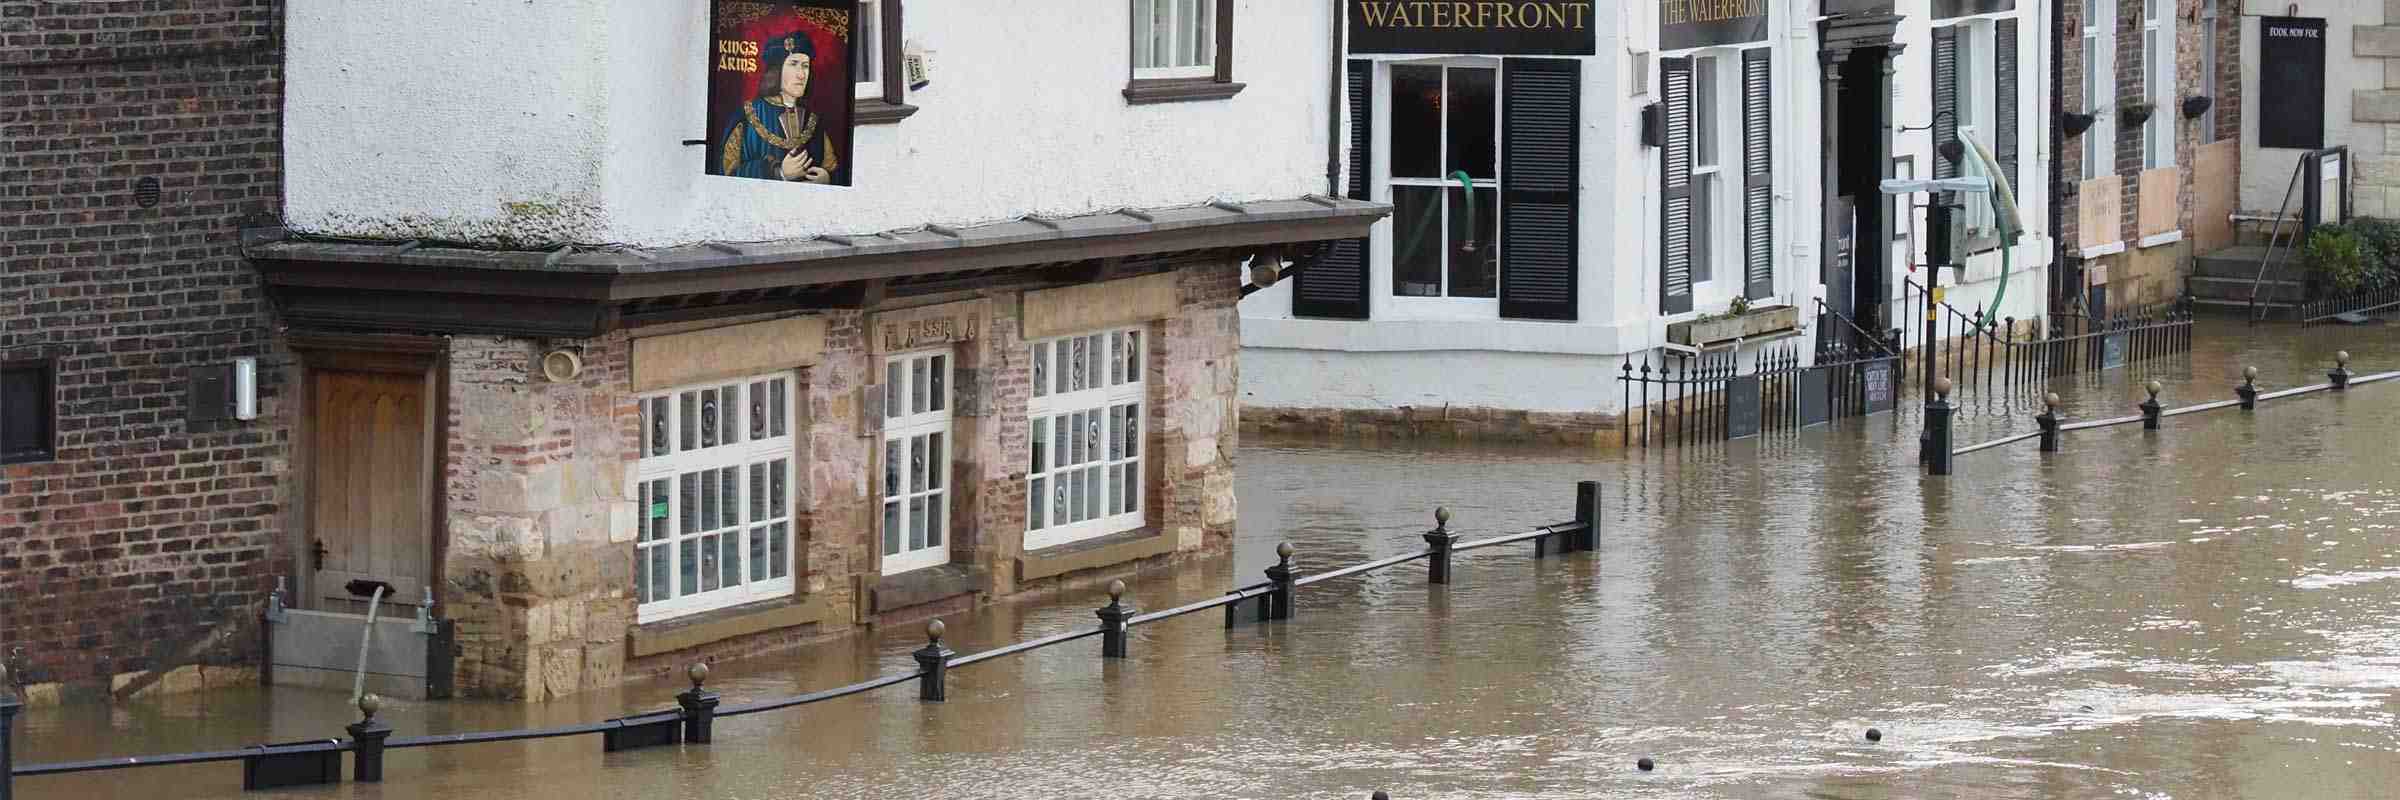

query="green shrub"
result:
[2345,217,2400,289]
[2303,225,2371,295]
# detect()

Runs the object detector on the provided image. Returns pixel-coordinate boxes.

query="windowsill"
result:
[1122,78,1246,105]
[2079,240,2127,259]
[628,594,841,659]
[2138,230,2183,249]
[1017,527,1174,582]
[855,98,920,125]
[868,562,988,614]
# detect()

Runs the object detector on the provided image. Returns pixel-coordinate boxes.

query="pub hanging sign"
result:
[707,0,858,186]
[1348,1,1597,56]
[1660,0,1768,51]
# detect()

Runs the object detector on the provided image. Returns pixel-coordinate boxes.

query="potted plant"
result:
[2119,101,2155,127]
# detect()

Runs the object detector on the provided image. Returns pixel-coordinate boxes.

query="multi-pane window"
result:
[1133,0,1215,79]
[1691,55,1722,284]
[1026,328,1146,551]
[2081,0,2114,181]
[1,360,55,465]
[2142,0,2174,168]
[635,374,796,623]
[1389,61,1499,299]
[2199,0,2219,144]
[882,350,952,575]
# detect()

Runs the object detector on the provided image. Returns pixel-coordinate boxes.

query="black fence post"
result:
[1927,377,1956,476]
[2238,366,2259,411]
[1573,482,1600,552]
[346,694,392,783]
[2037,392,2062,452]
[1424,507,1457,585]
[2331,351,2352,390]
[1096,580,1134,659]
[1264,543,1296,620]
[2,663,19,800]
[2141,380,2163,430]
[676,663,719,743]
[914,620,954,702]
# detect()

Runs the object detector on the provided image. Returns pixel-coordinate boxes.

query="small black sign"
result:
[1861,360,1897,415]
[1661,0,1768,51]
[1726,375,1763,439]
[1349,1,1596,55]
[1798,368,1832,428]
[2102,332,2128,369]
[2259,16,2327,150]
[1931,0,2013,19]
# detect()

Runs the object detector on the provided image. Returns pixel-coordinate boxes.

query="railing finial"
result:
[687,661,710,690]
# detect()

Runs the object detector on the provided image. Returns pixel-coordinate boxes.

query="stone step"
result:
[2191,244,2297,280]
[2189,296,2299,314]
[2188,274,2302,301]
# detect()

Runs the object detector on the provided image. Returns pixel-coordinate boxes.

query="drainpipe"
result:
[1327,0,1344,197]
[2049,0,2067,313]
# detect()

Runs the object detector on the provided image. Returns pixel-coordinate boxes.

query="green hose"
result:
[1963,136,2022,331]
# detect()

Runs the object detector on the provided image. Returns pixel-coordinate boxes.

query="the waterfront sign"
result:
[1660,0,1767,51]
[1348,0,1597,56]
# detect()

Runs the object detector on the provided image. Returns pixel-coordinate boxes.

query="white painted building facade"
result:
[1241,1,2054,437]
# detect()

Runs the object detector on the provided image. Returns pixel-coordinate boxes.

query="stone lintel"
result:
[1015,528,1175,583]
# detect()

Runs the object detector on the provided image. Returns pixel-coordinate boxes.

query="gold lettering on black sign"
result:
[1354,1,1591,31]
[1659,0,1767,25]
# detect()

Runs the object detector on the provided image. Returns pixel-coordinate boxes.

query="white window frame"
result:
[1691,53,1724,288]
[2081,0,2116,181]
[2142,0,2175,169]
[2199,0,2218,144]
[635,373,798,624]
[1133,0,1216,80]
[881,349,953,576]
[1025,328,1146,552]
[1384,58,1502,307]
[854,0,882,95]
[1951,22,2002,251]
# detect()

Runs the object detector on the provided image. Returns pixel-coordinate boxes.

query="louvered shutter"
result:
[1293,60,1372,319]
[1660,57,1695,315]
[1741,49,1773,301]
[1995,19,2020,199]
[1932,27,1960,180]
[1499,58,1580,321]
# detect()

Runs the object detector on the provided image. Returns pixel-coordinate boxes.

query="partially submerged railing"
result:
[1,484,1607,797]
[1922,353,2392,475]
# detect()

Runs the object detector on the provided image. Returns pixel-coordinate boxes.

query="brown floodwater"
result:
[10,317,2400,799]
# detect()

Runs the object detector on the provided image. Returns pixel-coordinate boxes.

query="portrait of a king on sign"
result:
[708,0,858,186]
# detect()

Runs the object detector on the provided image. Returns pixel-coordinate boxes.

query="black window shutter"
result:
[1660,57,1695,315]
[1293,60,1372,320]
[1995,19,2020,197]
[1932,26,1961,180]
[1500,58,1580,321]
[1741,49,1774,302]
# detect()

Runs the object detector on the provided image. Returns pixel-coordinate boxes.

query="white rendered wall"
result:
[2239,3,2384,215]
[285,1,1333,247]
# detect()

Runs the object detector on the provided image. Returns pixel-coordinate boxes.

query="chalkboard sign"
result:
[1861,360,1897,415]
[1727,375,1763,439]
[2259,17,2326,150]
[1798,367,1832,428]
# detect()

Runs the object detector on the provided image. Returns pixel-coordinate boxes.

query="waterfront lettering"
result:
[1353,1,1591,31]
[1659,0,1767,25]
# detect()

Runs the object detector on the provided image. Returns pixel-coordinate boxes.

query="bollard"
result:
[1572,481,1601,552]
[914,620,954,702]
[676,662,719,743]
[2140,380,2163,430]
[2331,351,2352,390]
[1263,543,1297,621]
[2037,392,2062,453]
[1096,580,1135,659]
[1423,508,1458,585]
[2237,366,2259,410]
[2,663,19,800]
[346,693,392,783]
[1926,377,1956,476]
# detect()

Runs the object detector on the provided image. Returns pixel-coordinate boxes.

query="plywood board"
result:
[2139,167,2181,238]
[2194,141,2239,252]
[2078,175,2124,249]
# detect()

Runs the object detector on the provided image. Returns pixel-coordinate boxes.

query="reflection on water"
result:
[13,318,2400,799]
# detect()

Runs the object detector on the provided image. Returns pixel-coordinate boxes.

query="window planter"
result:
[1667,303,1800,347]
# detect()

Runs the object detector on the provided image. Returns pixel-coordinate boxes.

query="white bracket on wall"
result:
[412,586,439,635]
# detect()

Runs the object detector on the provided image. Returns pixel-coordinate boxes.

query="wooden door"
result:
[308,368,433,609]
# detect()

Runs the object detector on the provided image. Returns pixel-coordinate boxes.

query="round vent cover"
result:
[135,176,162,208]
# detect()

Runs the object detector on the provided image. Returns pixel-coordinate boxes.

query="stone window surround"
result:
[631,371,800,625]
[880,348,955,576]
[1024,325,1150,552]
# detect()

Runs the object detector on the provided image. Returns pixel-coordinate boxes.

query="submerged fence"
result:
[1923,353,2395,475]
[1900,280,2194,409]
[2299,286,2400,326]
[0,485,1608,799]
[1616,337,1900,448]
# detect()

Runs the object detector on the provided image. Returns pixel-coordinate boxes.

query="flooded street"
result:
[13,319,2400,799]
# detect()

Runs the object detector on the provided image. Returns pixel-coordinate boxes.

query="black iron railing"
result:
[1901,279,2191,412]
[2298,286,2400,326]
[1922,354,2392,475]
[1616,338,1899,449]
[0,484,1607,798]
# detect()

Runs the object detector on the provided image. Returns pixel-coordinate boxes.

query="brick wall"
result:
[0,0,289,699]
